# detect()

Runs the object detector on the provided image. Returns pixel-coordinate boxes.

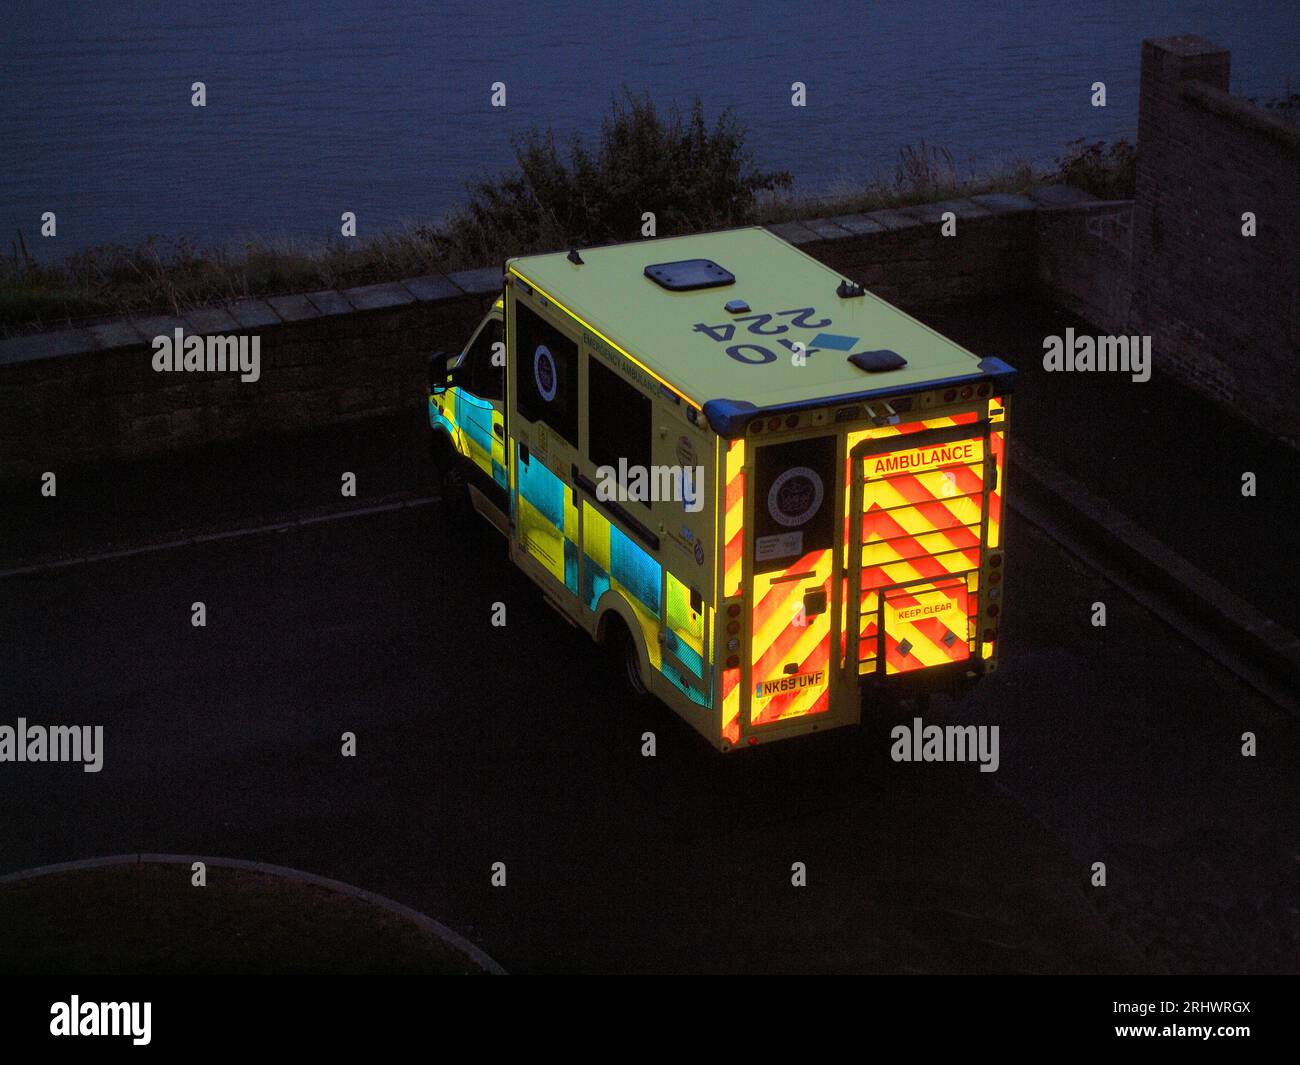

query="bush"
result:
[429,92,793,266]
[1052,138,1137,199]
[1247,91,1299,126]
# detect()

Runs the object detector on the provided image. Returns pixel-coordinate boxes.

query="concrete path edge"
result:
[1009,441,1300,715]
[0,853,507,975]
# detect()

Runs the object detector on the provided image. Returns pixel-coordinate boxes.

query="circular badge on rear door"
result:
[767,466,824,527]
[533,344,558,402]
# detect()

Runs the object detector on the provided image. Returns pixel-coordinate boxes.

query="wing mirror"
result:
[428,350,450,394]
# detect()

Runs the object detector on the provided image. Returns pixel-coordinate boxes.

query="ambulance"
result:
[427,227,1014,751]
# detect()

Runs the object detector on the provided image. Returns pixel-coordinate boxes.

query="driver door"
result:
[447,310,508,520]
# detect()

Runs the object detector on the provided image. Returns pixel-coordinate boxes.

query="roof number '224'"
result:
[692,307,832,365]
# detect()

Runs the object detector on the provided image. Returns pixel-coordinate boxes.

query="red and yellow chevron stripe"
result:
[881,579,970,674]
[722,665,741,745]
[723,440,745,599]
[987,426,1005,550]
[721,440,747,744]
[848,412,987,676]
[750,548,833,725]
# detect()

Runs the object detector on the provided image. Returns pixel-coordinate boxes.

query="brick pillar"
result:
[1130,36,1230,338]
[1135,35,1230,240]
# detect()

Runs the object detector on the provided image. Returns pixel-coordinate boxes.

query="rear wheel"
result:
[605,616,649,699]
[431,435,471,523]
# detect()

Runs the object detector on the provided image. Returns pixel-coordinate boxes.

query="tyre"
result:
[605,616,649,699]
[430,435,471,523]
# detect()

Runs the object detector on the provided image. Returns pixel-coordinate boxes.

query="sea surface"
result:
[2,0,1296,257]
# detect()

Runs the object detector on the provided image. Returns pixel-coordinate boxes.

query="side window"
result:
[515,302,579,446]
[588,354,652,509]
[463,317,504,401]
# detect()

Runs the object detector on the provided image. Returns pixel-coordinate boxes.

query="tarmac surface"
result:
[2,498,1296,973]
[925,296,1300,630]
[2,294,1296,973]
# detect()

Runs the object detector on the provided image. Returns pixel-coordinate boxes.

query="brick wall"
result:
[0,274,498,478]
[4,32,1296,485]
[767,192,1045,307]
[3,32,1295,483]
[1130,35,1300,442]
[1036,200,1134,334]
[2,194,1089,480]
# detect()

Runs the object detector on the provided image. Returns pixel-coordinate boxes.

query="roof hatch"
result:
[848,349,907,373]
[644,258,735,291]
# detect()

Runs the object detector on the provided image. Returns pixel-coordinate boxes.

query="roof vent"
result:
[645,258,735,291]
[837,279,865,298]
[567,248,584,265]
[724,298,750,314]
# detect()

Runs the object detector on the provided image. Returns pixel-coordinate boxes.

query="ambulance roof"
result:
[508,227,1012,435]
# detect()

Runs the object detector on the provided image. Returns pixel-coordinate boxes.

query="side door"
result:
[508,292,583,605]
[446,309,508,519]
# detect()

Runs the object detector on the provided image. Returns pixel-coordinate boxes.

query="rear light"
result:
[726,603,741,618]
[785,414,799,429]
[726,621,740,635]
[767,416,782,431]
[960,386,973,399]
[977,383,990,397]
[987,604,1000,618]
[943,389,957,402]
[989,570,1002,585]
[727,638,740,652]
[989,555,1002,568]
[749,419,763,434]
[725,655,740,669]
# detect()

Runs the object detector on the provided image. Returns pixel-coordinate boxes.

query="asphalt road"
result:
[925,295,1300,631]
[2,498,1295,974]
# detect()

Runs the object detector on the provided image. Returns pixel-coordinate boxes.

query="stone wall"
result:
[765,190,1051,307]
[0,273,499,478]
[2,192,1095,480]
[5,28,1297,484]
[1130,35,1300,442]
[1036,200,1134,334]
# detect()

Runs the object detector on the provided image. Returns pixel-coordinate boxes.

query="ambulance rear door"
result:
[847,414,988,679]
[746,432,841,731]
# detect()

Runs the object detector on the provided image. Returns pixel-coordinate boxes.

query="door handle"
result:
[493,423,504,439]
[803,588,827,617]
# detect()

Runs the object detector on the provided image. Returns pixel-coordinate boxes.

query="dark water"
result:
[2,0,1296,256]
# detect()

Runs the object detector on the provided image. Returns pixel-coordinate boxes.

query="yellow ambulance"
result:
[428,227,1014,751]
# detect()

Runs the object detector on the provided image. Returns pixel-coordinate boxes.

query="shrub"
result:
[429,92,793,267]
[1052,138,1137,199]
[1247,91,1299,126]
